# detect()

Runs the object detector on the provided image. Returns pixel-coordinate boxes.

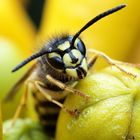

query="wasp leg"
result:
[87,55,98,70]
[34,81,80,117]
[11,83,29,126]
[46,75,89,100]
[112,59,140,69]
[88,49,137,78]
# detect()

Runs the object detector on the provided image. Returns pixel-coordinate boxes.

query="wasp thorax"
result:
[45,36,87,79]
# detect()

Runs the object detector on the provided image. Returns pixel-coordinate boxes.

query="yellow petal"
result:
[0,0,36,54]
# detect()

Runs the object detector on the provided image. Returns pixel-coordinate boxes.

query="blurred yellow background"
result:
[0,0,140,120]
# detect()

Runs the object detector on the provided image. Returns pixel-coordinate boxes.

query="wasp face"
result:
[46,36,88,79]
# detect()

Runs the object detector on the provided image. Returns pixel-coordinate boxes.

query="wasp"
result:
[5,4,137,136]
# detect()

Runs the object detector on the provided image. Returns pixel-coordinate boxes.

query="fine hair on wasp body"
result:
[6,4,136,136]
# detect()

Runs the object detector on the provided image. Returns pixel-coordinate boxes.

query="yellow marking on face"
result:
[57,41,70,51]
[66,68,78,78]
[63,53,75,66]
[63,49,82,67]
[71,49,82,64]
[80,58,87,72]
[48,52,61,58]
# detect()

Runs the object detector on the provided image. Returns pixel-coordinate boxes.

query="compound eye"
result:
[75,39,86,56]
[48,53,65,69]
[49,57,65,69]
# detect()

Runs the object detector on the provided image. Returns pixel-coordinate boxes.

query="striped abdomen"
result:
[32,90,65,137]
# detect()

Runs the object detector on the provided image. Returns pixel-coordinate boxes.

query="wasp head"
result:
[45,36,88,79]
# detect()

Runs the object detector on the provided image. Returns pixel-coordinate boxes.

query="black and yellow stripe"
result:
[32,91,65,136]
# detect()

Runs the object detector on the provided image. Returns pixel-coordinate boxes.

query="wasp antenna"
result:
[71,4,126,46]
[12,50,51,72]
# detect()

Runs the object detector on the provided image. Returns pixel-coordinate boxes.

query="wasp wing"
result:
[4,63,36,102]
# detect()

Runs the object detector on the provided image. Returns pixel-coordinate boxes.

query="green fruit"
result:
[56,66,140,140]
[3,119,50,140]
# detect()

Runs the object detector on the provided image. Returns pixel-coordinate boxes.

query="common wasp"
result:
[5,4,137,136]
